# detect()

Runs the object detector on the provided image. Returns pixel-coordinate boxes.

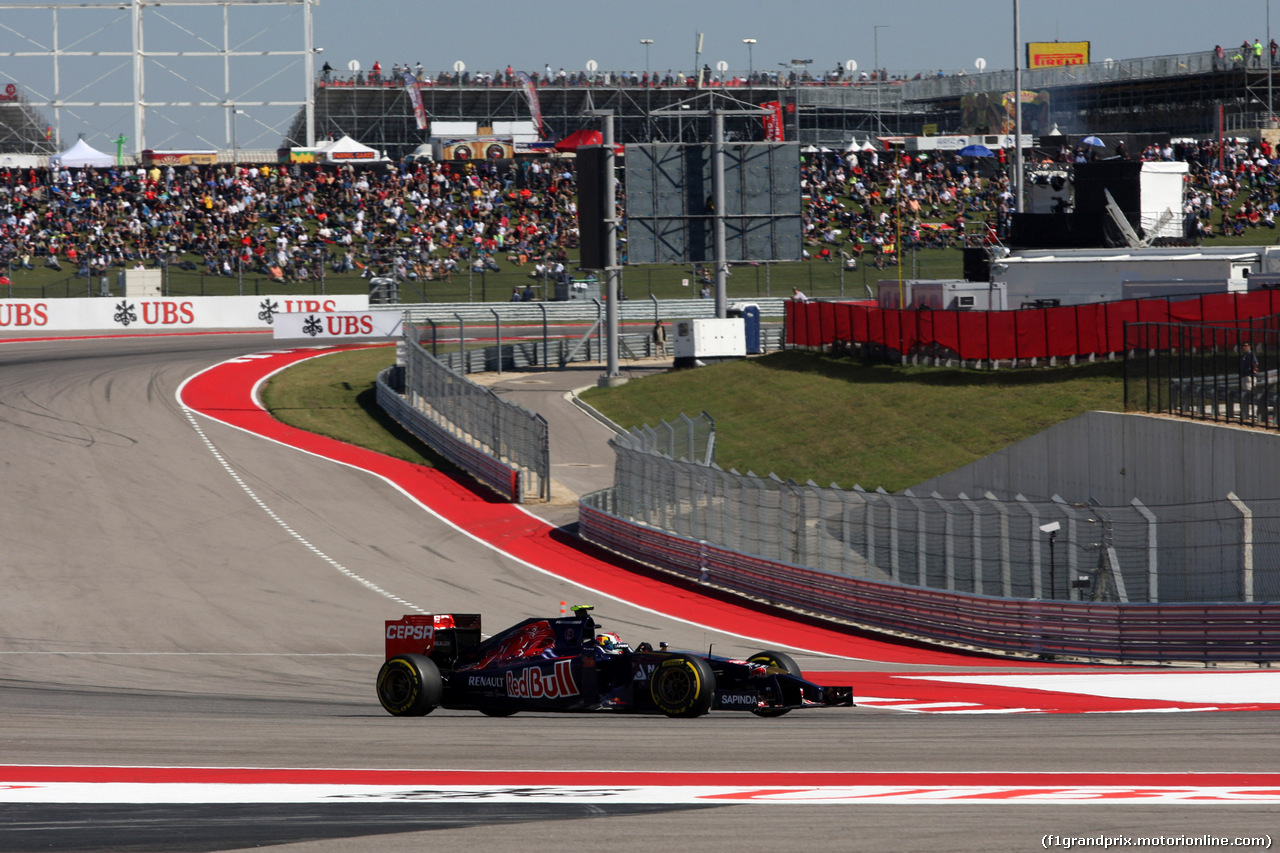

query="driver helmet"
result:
[595,632,626,654]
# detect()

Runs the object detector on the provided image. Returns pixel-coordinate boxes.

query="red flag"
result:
[760,101,784,142]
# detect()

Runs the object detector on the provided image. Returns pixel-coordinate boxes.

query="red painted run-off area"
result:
[174,344,1279,716]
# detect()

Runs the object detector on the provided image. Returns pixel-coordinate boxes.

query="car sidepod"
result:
[450,654,598,713]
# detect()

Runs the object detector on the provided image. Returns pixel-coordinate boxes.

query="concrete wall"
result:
[912,411,1280,505]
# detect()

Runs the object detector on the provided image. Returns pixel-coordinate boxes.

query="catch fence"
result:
[597,413,1280,604]
[386,332,549,502]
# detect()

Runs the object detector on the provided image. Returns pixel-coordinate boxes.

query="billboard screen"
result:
[1027,41,1090,68]
[625,142,802,264]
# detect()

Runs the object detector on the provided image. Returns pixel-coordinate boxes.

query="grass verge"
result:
[261,346,1125,493]
[258,344,444,468]
[580,351,1126,492]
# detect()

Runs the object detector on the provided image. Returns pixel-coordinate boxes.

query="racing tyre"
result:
[650,654,716,718]
[747,650,801,717]
[376,654,442,716]
[746,650,801,675]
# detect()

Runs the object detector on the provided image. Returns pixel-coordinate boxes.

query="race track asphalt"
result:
[1,332,1279,853]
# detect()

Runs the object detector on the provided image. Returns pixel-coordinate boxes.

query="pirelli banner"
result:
[1027,41,1089,68]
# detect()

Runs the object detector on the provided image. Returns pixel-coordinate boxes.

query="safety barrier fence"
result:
[426,328,784,375]
[604,431,1280,605]
[376,368,520,499]
[576,409,1280,661]
[578,496,1280,664]
[1125,316,1280,431]
[401,297,787,326]
[318,47,1229,105]
[787,290,1280,365]
[378,333,549,502]
[623,412,716,466]
[401,299,784,375]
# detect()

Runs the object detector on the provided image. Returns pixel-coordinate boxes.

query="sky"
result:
[305,0,1275,80]
[2,0,1278,151]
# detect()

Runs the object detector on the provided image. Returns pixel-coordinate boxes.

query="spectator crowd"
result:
[0,156,582,288]
[1,133,1278,290]
[798,134,1280,269]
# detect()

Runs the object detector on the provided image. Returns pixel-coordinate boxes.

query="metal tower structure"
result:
[0,0,318,154]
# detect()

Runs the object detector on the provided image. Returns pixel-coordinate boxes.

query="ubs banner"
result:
[273,310,403,340]
[0,295,370,332]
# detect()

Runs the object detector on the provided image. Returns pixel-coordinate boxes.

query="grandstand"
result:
[1,47,1275,159]
[286,49,1280,160]
[0,90,58,156]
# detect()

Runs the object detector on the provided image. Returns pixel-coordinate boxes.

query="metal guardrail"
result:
[384,336,550,502]
[578,497,1280,664]
[605,426,1280,605]
[399,297,788,327]
[429,328,785,374]
[900,49,1224,103]
[376,367,522,500]
[1169,371,1279,425]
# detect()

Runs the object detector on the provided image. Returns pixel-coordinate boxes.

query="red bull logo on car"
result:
[506,659,578,700]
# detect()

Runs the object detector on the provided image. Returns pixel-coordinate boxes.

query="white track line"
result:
[179,397,427,616]
[175,350,885,663]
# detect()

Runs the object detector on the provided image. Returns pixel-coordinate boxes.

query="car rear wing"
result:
[385,614,482,660]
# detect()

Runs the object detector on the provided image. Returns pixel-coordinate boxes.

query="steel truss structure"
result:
[0,30,1272,157]
[292,82,901,161]
[292,50,1278,160]
[0,0,318,154]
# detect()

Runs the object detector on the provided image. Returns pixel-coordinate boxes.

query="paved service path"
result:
[2,333,1279,853]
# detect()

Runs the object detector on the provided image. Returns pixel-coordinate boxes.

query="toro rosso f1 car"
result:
[376,606,854,718]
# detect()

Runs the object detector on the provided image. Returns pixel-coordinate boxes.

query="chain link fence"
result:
[597,413,1280,604]
[398,332,549,502]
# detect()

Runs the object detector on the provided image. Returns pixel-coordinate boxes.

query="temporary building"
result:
[49,138,114,169]
[321,135,384,163]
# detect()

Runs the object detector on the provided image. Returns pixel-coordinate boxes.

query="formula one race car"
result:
[376,606,854,718]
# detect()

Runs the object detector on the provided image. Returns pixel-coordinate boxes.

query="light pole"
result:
[639,38,652,83]
[743,38,756,82]
[229,105,245,166]
[1013,0,1024,215]
[874,25,888,134]
[640,39,654,139]
[1041,521,1061,599]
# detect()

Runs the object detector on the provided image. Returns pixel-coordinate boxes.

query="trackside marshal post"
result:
[273,310,403,340]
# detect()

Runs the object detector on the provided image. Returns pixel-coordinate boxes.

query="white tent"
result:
[321,135,384,164]
[50,138,114,169]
